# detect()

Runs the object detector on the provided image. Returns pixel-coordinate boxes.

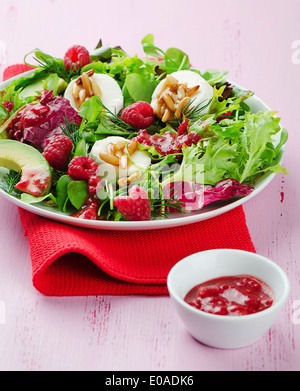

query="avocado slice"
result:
[0,139,51,197]
[19,75,67,99]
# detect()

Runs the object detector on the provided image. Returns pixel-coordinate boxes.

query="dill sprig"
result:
[98,100,137,133]
[150,194,184,219]
[33,56,80,83]
[183,98,212,121]
[171,98,212,125]
[60,116,82,148]
[0,170,22,198]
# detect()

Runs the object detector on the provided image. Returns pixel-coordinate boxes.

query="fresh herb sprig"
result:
[24,49,80,83]
[33,56,80,83]
[60,116,82,148]
[0,170,22,198]
[183,98,213,121]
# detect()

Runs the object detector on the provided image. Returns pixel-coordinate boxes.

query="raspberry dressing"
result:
[184,275,274,316]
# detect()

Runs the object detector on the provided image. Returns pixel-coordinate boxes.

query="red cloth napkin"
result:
[3,65,256,297]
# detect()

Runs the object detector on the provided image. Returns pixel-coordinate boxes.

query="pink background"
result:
[0,0,299,371]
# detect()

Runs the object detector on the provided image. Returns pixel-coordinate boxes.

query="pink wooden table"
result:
[0,0,299,371]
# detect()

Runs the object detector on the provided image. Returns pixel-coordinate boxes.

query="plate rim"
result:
[0,69,285,231]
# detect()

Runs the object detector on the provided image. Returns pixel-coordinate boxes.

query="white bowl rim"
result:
[167,249,290,322]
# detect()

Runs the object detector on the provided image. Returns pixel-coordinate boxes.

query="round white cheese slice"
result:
[64,73,124,115]
[151,70,213,115]
[90,136,151,183]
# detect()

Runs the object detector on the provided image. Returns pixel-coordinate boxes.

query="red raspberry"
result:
[178,118,189,136]
[63,45,92,71]
[113,185,151,221]
[72,196,100,220]
[67,156,98,181]
[120,101,155,129]
[42,135,73,171]
[73,205,98,220]
[88,175,102,194]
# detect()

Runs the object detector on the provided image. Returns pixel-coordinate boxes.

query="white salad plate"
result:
[0,70,285,231]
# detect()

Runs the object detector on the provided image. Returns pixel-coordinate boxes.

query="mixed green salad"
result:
[0,35,288,221]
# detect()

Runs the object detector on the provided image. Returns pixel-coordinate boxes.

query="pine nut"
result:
[99,151,119,166]
[72,83,80,99]
[118,177,130,188]
[175,97,190,120]
[90,77,102,98]
[81,72,93,97]
[156,79,168,99]
[115,150,124,158]
[153,101,160,116]
[160,101,167,117]
[162,108,171,122]
[128,171,142,183]
[79,89,86,105]
[162,92,175,112]
[107,143,115,155]
[126,140,138,156]
[166,74,179,87]
[186,85,200,97]
[177,85,186,100]
[114,140,127,151]
[86,69,95,77]
[75,76,82,85]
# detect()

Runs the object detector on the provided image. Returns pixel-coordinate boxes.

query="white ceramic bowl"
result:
[167,249,290,349]
[0,71,285,231]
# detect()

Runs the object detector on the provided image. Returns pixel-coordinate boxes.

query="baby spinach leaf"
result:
[20,193,56,205]
[56,175,73,212]
[90,46,112,62]
[141,34,165,58]
[165,48,190,73]
[125,73,157,103]
[74,138,87,157]
[67,180,89,210]
[79,96,102,123]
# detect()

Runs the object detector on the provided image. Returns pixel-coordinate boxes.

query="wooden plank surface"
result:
[0,0,299,371]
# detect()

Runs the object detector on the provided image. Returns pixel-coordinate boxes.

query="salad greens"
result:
[0,35,288,222]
